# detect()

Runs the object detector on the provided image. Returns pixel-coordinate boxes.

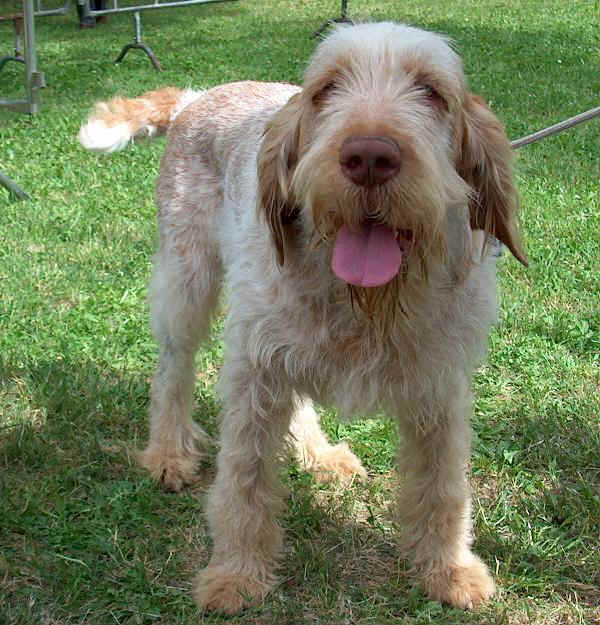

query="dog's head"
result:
[258,22,527,300]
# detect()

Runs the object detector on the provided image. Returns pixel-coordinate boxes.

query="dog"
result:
[79,21,527,614]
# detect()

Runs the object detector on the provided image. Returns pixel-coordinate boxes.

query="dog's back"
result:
[79,81,301,265]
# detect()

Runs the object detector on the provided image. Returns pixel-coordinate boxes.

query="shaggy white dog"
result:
[80,21,527,614]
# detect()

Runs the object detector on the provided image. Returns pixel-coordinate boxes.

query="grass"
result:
[1,0,599,623]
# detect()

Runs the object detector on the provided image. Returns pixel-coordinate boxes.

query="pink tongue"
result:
[332,223,403,287]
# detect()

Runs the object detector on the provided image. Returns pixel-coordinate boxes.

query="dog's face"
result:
[258,22,527,298]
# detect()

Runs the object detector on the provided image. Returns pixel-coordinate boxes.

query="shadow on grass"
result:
[1,354,598,619]
[0,356,220,473]
[0,356,218,623]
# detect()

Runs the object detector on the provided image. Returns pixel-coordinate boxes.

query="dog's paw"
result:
[136,446,199,492]
[193,566,272,614]
[308,441,367,484]
[423,555,495,609]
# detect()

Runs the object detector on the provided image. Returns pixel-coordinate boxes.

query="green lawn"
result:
[1,1,599,623]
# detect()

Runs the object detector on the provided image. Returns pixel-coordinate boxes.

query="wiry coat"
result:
[80,22,526,614]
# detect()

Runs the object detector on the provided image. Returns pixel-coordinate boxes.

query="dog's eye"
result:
[419,84,447,110]
[313,81,336,107]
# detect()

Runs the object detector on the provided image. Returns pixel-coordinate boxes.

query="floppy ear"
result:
[257,93,304,266]
[457,94,528,266]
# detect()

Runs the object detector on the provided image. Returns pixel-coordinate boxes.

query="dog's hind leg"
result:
[289,395,367,484]
[137,232,223,492]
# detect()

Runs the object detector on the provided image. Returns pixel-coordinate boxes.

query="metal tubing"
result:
[114,11,162,70]
[22,0,39,114]
[312,0,353,38]
[33,0,71,17]
[0,56,25,72]
[340,0,347,19]
[86,0,234,16]
[134,11,141,43]
[0,16,23,73]
[511,107,600,149]
[0,0,43,114]
[0,171,31,201]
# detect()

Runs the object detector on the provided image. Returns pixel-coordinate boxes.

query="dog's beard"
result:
[308,190,447,316]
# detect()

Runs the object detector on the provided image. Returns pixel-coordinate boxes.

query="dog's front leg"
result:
[397,383,495,609]
[194,358,294,614]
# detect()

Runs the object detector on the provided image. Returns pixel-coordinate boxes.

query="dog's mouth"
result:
[331,220,413,287]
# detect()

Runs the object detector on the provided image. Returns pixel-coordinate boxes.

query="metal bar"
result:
[312,0,353,38]
[134,10,141,43]
[0,0,45,114]
[113,11,162,69]
[22,0,40,114]
[0,97,30,113]
[0,56,25,72]
[33,0,71,17]
[340,0,347,19]
[87,0,234,16]
[0,18,25,70]
[0,171,31,201]
[511,106,600,149]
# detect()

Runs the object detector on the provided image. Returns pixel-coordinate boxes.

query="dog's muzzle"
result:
[333,136,408,288]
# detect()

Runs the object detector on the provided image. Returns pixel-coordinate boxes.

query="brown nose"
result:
[339,136,401,187]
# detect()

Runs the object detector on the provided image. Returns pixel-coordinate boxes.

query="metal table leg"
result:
[313,0,352,38]
[23,0,41,114]
[0,16,25,72]
[114,11,162,71]
[0,0,45,114]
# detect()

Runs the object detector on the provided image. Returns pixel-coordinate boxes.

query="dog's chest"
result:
[230,242,498,417]
[244,286,434,416]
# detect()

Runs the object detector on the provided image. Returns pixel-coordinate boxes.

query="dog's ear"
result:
[457,94,528,266]
[257,92,304,266]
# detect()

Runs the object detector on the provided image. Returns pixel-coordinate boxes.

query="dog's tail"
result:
[79,87,199,153]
